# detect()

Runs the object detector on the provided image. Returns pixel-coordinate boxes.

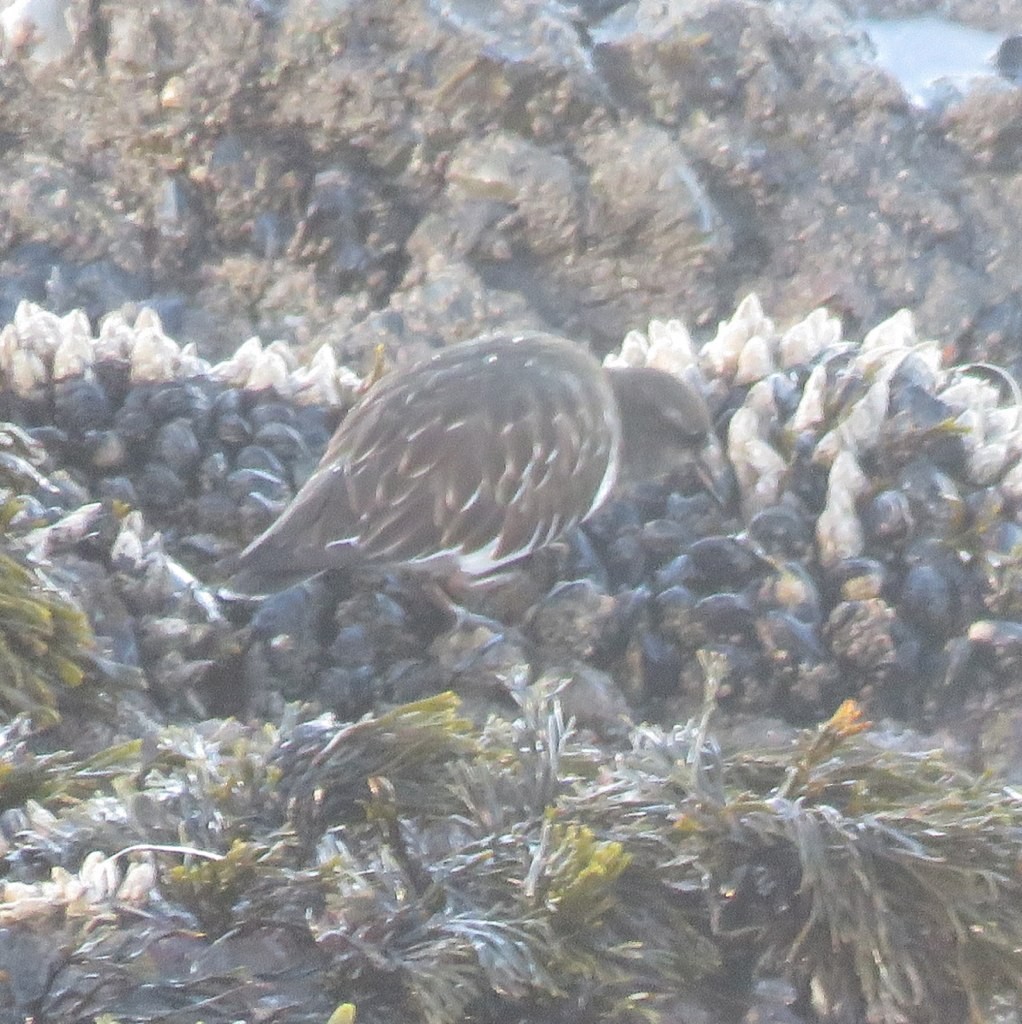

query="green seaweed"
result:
[0,424,97,726]
[164,839,261,937]
[1,691,1022,1021]
[0,546,95,727]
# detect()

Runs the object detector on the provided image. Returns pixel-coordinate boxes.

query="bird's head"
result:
[605,365,720,493]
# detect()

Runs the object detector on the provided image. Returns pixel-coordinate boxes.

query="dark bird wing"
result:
[230,333,620,590]
[336,333,620,572]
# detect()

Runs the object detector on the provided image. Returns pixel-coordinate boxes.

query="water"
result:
[857,16,1006,108]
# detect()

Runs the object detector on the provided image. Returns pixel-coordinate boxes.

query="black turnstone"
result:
[227,331,713,594]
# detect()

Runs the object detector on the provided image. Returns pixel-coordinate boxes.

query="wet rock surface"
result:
[2,0,1022,371]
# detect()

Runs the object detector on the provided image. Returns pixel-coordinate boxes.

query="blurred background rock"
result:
[3,0,1022,373]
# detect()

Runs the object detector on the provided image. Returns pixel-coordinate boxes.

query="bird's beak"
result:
[693,436,734,508]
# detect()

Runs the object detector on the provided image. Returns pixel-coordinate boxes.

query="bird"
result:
[225,331,715,596]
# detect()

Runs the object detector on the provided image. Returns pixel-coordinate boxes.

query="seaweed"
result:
[1,690,1021,1022]
[712,701,1022,1022]
[0,424,96,727]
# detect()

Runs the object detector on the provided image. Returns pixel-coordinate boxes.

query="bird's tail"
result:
[220,466,359,596]
[218,550,333,598]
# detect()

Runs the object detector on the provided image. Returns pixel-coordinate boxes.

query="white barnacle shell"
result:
[704,296,774,385]
[78,851,121,904]
[644,318,698,375]
[816,449,869,567]
[813,374,891,465]
[117,861,157,905]
[733,333,776,385]
[728,381,774,448]
[95,310,136,361]
[245,346,292,395]
[817,505,862,569]
[110,510,146,569]
[700,317,747,379]
[52,311,95,381]
[861,308,917,353]
[941,375,1001,417]
[58,308,91,339]
[177,342,211,379]
[130,309,181,384]
[828,449,870,507]
[788,362,829,433]
[740,439,788,514]
[7,341,48,398]
[603,327,652,369]
[727,383,787,515]
[604,317,699,376]
[702,294,776,381]
[265,339,298,370]
[134,307,164,333]
[13,300,61,357]
[211,336,264,386]
[968,442,1011,486]
[944,367,1022,483]
[0,847,150,922]
[290,343,337,399]
[1,302,58,395]
[730,293,773,336]
[744,377,781,419]
[778,307,841,369]
[0,882,53,923]
[853,319,941,390]
[946,367,1022,447]
[0,323,21,393]
[727,406,763,480]
[291,344,352,407]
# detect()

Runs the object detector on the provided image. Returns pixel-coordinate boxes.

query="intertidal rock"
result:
[599,296,1022,729]
[2,296,1022,746]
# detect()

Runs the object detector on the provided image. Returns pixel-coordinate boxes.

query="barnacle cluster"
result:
[0,302,359,406]
[0,302,368,717]
[0,301,358,562]
[1,295,1021,735]
[604,296,1022,725]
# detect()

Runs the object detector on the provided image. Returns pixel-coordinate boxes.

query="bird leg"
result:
[384,568,532,637]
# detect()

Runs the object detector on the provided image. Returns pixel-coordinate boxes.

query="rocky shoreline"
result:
[0,295,1019,1020]
[5,0,1022,1018]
